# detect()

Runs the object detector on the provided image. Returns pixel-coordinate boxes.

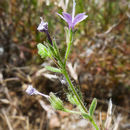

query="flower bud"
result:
[26,85,38,95]
[49,92,64,110]
[37,17,48,32]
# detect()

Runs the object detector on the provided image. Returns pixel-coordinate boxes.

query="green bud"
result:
[37,43,49,58]
[49,92,64,110]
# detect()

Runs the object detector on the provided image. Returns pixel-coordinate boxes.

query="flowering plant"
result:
[26,0,99,129]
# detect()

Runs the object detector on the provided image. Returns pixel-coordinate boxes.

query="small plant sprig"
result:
[26,0,99,129]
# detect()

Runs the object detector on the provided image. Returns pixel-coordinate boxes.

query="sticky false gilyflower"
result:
[57,0,88,29]
[37,17,53,45]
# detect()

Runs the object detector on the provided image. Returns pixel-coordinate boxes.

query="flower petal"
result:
[26,85,38,95]
[56,12,67,22]
[72,0,76,22]
[73,13,88,26]
[62,12,72,24]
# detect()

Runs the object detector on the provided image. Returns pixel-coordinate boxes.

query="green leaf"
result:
[89,98,97,117]
[37,43,49,58]
[47,43,57,58]
[45,66,62,73]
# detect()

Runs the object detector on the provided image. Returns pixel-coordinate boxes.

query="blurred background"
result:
[0,0,129,129]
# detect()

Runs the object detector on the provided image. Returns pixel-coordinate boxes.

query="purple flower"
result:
[57,0,88,29]
[26,85,49,98]
[37,17,53,45]
[26,85,38,95]
[37,17,48,32]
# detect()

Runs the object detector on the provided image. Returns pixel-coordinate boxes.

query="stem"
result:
[37,91,50,99]
[64,29,73,64]
[63,70,88,113]
[90,118,99,130]
[45,30,53,45]
[50,28,99,130]
[64,41,72,64]
[63,108,99,130]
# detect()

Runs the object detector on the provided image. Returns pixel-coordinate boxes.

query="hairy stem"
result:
[62,69,88,113]
[63,108,99,130]
[64,29,73,64]
[64,41,72,64]
[90,118,99,130]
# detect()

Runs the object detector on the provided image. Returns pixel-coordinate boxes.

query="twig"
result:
[26,117,30,130]
[2,109,13,130]
[104,99,112,129]
[113,115,122,130]
[39,99,55,119]
[2,77,19,83]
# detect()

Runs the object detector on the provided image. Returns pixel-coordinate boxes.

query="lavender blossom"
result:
[26,85,49,98]
[26,85,38,95]
[37,17,53,45]
[57,0,88,29]
[37,17,48,32]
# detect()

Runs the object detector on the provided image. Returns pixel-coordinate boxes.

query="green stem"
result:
[64,29,73,64]
[90,118,99,130]
[52,28,99,130]
[62,70,88,113]
[64,41,72,64]
[63,108,99,130]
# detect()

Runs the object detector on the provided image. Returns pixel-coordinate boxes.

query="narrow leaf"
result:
[89,98,97,117]
[53,39,60,57]
[45,66,62,73]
